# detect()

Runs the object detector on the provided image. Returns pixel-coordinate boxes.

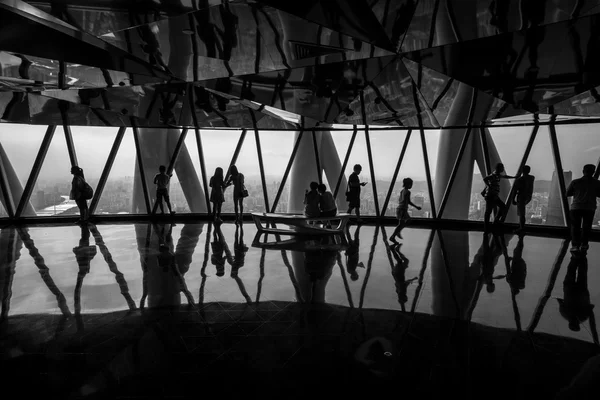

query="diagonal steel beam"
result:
[89,126,125,215]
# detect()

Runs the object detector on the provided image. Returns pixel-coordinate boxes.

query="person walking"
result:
[389,178,422,243]
[225,165,246,223]
[482,163,517,232]
[566,164,600,252]
[70,166,92,224]
[346,164,368,223]
[209,167,225,223]
[512,165,535,234]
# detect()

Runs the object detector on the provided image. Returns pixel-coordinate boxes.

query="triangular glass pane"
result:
[0,123,46,212]
[387,131,432,218]
[71,126,118,201]
[402,58,530,126]
[180,132,208,213]
[167,171,191,214]
[33,128,77,217]
[201,129,242,215]
[524,127,567,227]
[95,128,140,215]
[337,56,438,127]
[370,129,409,216]
[370,0,418,52]
[550,84,600,117]
[234,131,265,213]
[0,197,6,218]
[259,130,297,213]
[556,123,600,229]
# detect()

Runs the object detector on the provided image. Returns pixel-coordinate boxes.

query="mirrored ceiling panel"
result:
[401,0,600,53]
[334,56,439,127]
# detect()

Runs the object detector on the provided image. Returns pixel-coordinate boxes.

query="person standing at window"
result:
[482,163,517,232]
[566,164,600,252]
[225,165,246,224]
[152,165,175,215]
[70,166,91,224]
[346,164,368,223]
[209,167,225,223]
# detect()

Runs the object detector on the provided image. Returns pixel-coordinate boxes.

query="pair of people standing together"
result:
[209,165,246,223]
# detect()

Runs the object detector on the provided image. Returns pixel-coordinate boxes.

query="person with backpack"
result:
[70,166,93,224]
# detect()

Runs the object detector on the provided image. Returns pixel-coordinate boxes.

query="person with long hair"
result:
[209,167,225,222]
[70,166,90,223]
[225,165,245,223]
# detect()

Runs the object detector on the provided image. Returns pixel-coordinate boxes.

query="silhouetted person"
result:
[304,181,321,218]
[346,164,368,222]
[345,225,364,281]
[152,165,174,215]
[512,165,535,233]
[70,166,91,223]
[318,183,337,217]
[389,178,421,243]
[483,163,517,232]
[209,167,225,222]
[390,244,418,307]
[566,164,600,252]
[507,235,527,295]
[225,165,245,223]
[557,254,594,333]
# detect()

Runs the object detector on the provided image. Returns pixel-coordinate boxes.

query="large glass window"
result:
[95,129,139,215]
[259,130,296,213]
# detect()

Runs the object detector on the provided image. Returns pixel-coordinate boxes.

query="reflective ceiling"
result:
[1,0,600,128]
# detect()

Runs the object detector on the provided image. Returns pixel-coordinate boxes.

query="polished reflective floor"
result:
[1,222,599,399]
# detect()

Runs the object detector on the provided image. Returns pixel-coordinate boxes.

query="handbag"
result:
[241,188,249,198]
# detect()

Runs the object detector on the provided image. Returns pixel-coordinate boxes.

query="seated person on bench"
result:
[304,181,321,220]
[318,184,337,217]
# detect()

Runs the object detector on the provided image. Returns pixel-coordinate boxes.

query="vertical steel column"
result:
[89,127,126,215]
[15,125,56,218]
[63,124,78,167]
[254,128,270,212]
[333,127,358,198]
[195,128,211,215]
[479,126,492,176]
[549,121,571,229]
[270,131,304,213]
[226,130,247,178]
[131,122,151,214]
[189,84,211,214]
[0,156,14,218]
[420,128,437,219]
[311,129,322,185]
[364,128,380,217]
[381,130,412,216]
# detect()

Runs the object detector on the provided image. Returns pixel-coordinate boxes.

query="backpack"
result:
[82,181,94,200]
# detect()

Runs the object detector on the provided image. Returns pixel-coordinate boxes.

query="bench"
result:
[251,212,350,236]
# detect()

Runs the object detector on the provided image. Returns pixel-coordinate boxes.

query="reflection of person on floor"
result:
[217,224,251,303]
[211,225,226,277]
[507,235,527,295]
[390,244,418,306]
[481,235,507,293]
[557,254,595,333]
[153,224,194,306]
[73,223,97,316]
[231,224,248,277]
[303,249,337,302]
[345,225,364,281]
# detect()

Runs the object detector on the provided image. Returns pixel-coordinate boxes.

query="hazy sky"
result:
[1,123,599,188]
